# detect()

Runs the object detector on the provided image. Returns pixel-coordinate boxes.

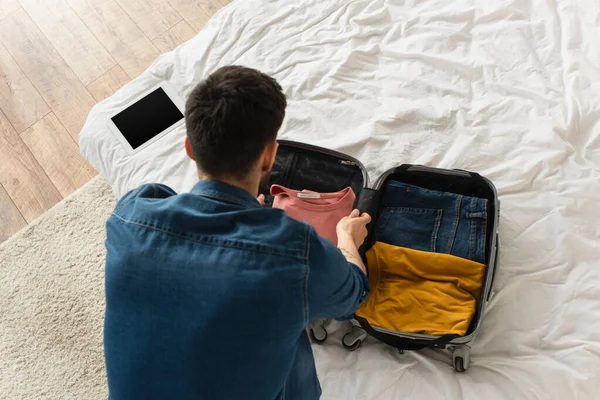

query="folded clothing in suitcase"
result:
[377,181,488,263]
[260,140,500,372]
[270,185,355,245]
[355,242,486,336]
[355,180,489,336]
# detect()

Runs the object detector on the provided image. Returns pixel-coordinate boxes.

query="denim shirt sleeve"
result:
[306,228,370,321]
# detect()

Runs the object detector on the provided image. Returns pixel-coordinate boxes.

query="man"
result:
[104,66,371,399]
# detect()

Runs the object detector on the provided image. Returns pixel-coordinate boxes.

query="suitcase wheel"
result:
[342,333,362,351]
[309,326,328,344]
[342,326,368,351]
[453,357,466,372]
[451,345,471,372]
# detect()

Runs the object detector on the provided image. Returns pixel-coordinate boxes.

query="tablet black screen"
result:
[111,88,184,150]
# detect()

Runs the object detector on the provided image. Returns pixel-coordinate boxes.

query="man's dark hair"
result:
[185,66,287,179]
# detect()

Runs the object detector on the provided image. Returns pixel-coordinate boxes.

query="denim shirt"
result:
[104,180,369,400]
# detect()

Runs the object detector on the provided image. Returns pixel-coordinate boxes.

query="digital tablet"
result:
[107,83,185,155]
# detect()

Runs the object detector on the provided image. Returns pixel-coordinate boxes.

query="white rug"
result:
[0,176,114,399]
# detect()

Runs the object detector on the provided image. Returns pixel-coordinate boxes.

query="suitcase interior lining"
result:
[260,146,365,207]
[371,171,497,335]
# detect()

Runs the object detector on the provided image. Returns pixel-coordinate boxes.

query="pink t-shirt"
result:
[270,185,356,245]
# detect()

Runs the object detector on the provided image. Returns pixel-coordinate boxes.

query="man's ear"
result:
[185,137,195,160]
[262,142,279,173]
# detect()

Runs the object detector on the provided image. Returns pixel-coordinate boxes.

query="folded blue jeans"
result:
[375,181,488,263]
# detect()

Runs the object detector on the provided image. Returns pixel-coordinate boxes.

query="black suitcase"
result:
[261,140,500,372]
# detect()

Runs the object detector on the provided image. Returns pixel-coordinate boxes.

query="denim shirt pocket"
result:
[375,207,443,253]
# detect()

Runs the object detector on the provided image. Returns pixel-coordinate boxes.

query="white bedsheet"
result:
[79,0,600,398]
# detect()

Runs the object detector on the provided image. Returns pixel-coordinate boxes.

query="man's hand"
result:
[336,209,371,275]
[257,194,265,207]
[336,209,371,248]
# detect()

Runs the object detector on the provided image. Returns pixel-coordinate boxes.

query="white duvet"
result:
[79,0,600,398]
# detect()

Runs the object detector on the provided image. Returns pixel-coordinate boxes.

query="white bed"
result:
[79,0,600,398]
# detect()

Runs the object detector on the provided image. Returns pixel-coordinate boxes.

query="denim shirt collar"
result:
[190,180,261,209]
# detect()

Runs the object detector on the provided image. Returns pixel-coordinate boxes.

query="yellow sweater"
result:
[356,242,486,336]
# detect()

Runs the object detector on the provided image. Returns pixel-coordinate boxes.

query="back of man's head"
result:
[185,66,287,180]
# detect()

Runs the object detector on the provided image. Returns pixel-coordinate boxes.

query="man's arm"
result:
[336,209,370,275]
[305,210,371,321]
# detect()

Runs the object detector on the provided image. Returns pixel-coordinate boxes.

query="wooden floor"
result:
[0,0,229,243]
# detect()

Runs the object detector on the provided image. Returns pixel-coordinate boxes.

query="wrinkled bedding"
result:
[79,0,600,398]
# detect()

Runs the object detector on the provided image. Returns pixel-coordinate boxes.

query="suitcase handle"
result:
[394,164,486,183]
[404,165,471,177]
[356,188,380,256]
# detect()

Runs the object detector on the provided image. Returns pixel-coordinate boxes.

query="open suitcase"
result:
[260,140,500,372]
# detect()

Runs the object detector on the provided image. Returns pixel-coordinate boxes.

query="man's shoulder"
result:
[120,183,177,202]
[112,183,177,215]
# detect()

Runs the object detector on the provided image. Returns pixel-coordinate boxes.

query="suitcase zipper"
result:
[367,324,471,343]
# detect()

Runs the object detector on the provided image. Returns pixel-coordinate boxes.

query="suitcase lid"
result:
[260,140,368,206]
